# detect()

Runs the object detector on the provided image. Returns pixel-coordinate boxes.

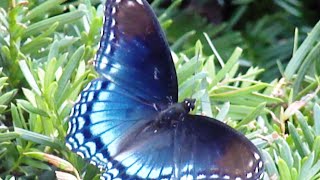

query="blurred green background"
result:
[0,0,320,179]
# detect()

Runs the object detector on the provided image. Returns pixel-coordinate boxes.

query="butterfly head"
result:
[155,98,196,128]
[183,98,196,112]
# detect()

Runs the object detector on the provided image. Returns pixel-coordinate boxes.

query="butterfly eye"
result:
[183,98,195,111]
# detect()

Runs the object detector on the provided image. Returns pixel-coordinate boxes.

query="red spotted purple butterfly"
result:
[65,0,264,179]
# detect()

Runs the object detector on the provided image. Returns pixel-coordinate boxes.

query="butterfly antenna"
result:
[187,41,202,114]
[200,33,223,118]
[191,44,216,117]
[191,43,200,100]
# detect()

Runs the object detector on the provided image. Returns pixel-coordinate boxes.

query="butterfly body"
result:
[66,0,264,179]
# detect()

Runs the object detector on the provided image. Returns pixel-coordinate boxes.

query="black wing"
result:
[100,114,264,180]
[95,0,178,105]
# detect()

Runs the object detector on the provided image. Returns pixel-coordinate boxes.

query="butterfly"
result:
[65,0,264,179]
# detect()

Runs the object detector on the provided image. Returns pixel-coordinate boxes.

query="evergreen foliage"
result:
[0,0,319,179]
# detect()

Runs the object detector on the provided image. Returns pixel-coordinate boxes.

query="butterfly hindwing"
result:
[99,114,264,179]
[66,78,158,168]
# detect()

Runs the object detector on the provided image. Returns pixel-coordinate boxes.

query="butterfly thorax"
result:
[155,98,196,128]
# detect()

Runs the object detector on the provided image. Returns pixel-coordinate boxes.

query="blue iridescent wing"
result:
[66,78,158,169]
[95,0,178,104]
[99,114,264,179]
[66,0,179,177]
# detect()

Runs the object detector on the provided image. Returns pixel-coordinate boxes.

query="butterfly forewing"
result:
[174,115,264,179]
[96,0,178,104]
